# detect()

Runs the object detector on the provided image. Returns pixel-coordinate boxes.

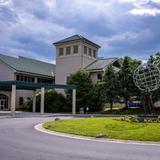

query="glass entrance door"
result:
[0,100,5,110]
[0,94,9,111]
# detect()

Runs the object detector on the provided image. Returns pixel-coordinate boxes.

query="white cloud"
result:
[131,8,160,16]
[120,0,160,16]
[44,0,57,9]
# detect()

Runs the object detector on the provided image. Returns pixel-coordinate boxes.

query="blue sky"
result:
[0,0,160,63]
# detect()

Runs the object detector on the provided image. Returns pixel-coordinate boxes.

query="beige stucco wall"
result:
[0,60,15,81]
[81,42,98,68]
[55,41,99,85]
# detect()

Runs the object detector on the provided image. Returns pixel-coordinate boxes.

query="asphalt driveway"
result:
[0,116,160,160]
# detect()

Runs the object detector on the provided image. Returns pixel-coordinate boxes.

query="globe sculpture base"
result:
[141,91,154,115]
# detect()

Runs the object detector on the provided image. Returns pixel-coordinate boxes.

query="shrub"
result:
[36,89,67,113]
[120,116,160,123]
[120,116,139,123]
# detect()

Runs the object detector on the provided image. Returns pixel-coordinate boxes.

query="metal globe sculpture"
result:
[133,63,160,92]
[133,62,160,114]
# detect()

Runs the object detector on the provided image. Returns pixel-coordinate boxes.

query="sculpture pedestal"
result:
[141,91,154,115]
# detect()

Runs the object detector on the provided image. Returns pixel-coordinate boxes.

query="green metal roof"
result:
[85,57,119,71]
[0,54,56,77]
[54,34,101,48]
[0,81,76,91]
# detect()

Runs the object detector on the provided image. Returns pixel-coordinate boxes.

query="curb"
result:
[34,123,160,146]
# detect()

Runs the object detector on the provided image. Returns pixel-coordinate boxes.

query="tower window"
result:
[84,46,87,54]
[66,46,71,55]
[73,45,78,54]
[93,50,96,58]
[89,48,92,56]
[59,48,64,56]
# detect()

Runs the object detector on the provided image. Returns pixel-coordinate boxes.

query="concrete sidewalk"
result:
[0,111,140,119]
[0,111,73,119]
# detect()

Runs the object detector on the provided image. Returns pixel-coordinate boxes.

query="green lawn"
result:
[43,118,160,142]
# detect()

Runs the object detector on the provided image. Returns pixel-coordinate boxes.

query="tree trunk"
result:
[110,100,113,111]
[124,96,128,109]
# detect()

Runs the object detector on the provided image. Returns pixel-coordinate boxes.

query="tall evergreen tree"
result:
[118,56,141,108]
[103,65,118,111]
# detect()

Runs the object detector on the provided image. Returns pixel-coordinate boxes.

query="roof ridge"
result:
[84,59,98,69]
[0,54,56,76]
[18,56,55,66]
[98,57,118,60]
[0,53,18,59]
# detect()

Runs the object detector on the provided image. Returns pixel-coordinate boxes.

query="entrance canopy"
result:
[0,81,76,116]
[0,81,76,91]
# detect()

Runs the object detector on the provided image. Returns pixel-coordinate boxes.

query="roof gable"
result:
[0,54,55,77]
[85,57,119,71]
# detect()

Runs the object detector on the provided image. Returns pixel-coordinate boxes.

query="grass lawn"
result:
[43,118,160,142]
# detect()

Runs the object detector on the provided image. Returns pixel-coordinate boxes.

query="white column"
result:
[40,87,45,114]
[72,89,76,115]
[11,85,16,117]
[32,90,36,113]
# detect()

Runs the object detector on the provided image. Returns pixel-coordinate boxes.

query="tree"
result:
[89,82,106,112]
[103,65,118,111]
[118,56,141,108]
[36,90,67,113]
[66,69,93,112]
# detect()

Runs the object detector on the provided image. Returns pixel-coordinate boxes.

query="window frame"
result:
[93,50,96,58]
[89,48,92,56]
[84,46,87,54]
[73,45,78,54]
[59,47,64,56]
[66,46,71,55]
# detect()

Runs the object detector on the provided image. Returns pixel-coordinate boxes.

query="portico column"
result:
[11,85,16,117]
[40,87,45,114]
[32,90,36,113]
[72,89,76,115]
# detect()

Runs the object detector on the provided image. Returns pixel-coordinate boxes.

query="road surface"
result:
[0,116,159,160]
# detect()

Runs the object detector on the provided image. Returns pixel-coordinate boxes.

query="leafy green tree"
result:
[89,82,106,112]
[66,69,93,112]
[103,65,119,111]
[118,56,141,108]
[36,90,67,113]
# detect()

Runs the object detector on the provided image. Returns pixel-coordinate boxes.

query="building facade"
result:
[54,35,121,85]
[0,34,121,111]
[0,55,55,111]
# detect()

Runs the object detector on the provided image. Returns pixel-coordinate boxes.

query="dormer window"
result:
[59,48,64,56]
[89,48,92,56]
[73,45,78,54]
[66,46,71,55]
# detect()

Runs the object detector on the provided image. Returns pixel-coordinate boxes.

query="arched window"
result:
[0,94,9,110]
